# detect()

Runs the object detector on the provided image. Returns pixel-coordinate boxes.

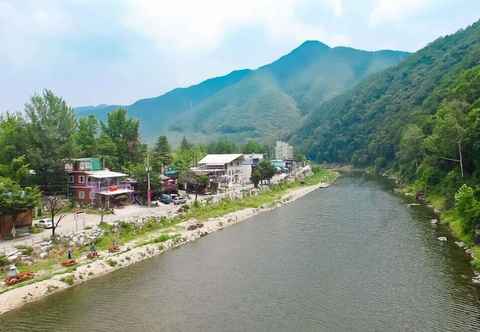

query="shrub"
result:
[153,234,171,243]
[0,255,8,268]
[15,245,33,256]
[106,259,117,267]
[60,275,75,286]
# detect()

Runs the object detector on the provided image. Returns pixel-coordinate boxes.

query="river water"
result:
[1,175,480,331]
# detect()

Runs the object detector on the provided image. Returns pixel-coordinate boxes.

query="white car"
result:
[36,219,54,229]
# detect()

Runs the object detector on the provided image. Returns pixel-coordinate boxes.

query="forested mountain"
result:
[75,69,252,142]
[291,22,480,168]
[76,41,408,144]
[292,20,480,201]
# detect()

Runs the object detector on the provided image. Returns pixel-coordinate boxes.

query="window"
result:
[78,191,85,199]
[79,176,85,184]
[69,175,74,184]
[89,191,95,200]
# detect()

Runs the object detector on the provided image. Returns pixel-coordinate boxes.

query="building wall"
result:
[0,210,33,239]
[275,141,294,160]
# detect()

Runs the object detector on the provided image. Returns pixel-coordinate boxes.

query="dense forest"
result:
[292,20,480,243]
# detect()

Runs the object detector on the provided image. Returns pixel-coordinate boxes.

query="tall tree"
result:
[100,108,143,169]
[397,124,425,180]
[152,135,172,172]
[25,90,77,193]
[0,114,31,185]
[425,101,469,177]
[75,115,98,157]
[180,136,192,151]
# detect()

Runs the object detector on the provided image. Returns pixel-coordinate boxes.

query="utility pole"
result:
[145,152,152,207]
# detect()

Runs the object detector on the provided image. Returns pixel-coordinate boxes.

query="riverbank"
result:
[0,168,337,316]
[359,167,480,276]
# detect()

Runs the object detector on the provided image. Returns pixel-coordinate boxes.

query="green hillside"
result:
[293,20,480,167]
[75,69,252,142]
[76,41,408,144]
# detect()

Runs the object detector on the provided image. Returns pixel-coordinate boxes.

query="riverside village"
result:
[0,134,334,314]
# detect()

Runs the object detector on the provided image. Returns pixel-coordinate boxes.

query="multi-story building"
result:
[191,154,251,185]
[65,158,134,206]
[275,141,294,161]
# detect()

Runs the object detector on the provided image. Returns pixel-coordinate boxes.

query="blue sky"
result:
[1,0,479,112]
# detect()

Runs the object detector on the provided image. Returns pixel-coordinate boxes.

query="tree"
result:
[0,178,40,216]
[25,90,77,193]
[75,115,98,157]
[179,170,209,202]
[180,136,192,151]
[250,169,261,188]
[152,135,172,172]
[397,124,425,179]
[100,108,143,169]
[425,101,469,177]
[241,140,266,154]
[256,160,276,184]
[44,196,67,239]
[454,184,480,237]
[207,138,237,154]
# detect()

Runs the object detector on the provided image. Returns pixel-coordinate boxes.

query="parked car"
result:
[159,194,173,204]
[171,194,187,205]
[36,219,53,229]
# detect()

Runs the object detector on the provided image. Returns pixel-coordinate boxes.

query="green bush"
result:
[15,245,33,256]
[0,255,8,267]
[60,275,75,286]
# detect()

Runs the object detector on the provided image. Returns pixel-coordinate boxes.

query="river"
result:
[1,175,480,331]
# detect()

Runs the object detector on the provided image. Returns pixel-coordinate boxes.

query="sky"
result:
[1,0,479,112]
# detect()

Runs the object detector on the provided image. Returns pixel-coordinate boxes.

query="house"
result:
[192,154,251,185]
[65,158,134,206]
[242,153,264,168]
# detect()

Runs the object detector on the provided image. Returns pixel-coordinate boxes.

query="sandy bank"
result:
[0,181,332,315]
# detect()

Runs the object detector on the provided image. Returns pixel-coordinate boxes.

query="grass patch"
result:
[152,234,171,243]
[60,275,74,286]
[184,167,336,221]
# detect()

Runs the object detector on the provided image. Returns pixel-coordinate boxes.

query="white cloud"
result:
[123,0,347,54]
[0,1,73,67]
[369,0,433,26]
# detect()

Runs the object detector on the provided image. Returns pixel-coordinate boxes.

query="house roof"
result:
[86,170,127,179]
[198,154,243,166]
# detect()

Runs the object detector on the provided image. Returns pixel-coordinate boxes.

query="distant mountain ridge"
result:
[76,41,409,144]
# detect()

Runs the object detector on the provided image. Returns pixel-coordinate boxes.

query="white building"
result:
[242,153,264,167]
[192,154,251,184]
[275,141,294,160]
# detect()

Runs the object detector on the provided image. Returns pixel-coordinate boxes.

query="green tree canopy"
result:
[0,178,40,215]
[100,108,144,169]
[75,115,98,157]
[25,90,77,193]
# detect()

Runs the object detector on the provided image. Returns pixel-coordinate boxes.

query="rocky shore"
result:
[0,181,331,316]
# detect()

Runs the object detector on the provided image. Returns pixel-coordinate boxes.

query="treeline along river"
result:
[1,174,480,331]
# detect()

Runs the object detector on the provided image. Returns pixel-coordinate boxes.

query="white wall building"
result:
[193,154,251,184]
[275,141,294,160]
